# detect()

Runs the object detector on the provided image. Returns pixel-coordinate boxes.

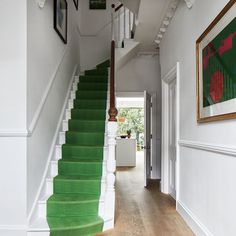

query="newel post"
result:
[104,4,118,230]
[104,121,117,229]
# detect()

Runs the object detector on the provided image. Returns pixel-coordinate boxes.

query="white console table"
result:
[116,138,136,167]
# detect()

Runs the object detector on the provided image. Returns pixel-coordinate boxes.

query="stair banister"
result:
[115,3,124,12]
[103,4,118,230]
[109,4,118,122]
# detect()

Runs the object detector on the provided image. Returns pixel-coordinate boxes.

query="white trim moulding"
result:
[154,0,180,46]
[0,130,29,137]
[184,0,195,9]
[38,0,47,8]
[179,139,236,157]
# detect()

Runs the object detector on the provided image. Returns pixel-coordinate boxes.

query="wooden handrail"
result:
[115,3,124,12]
[108,40,118,122]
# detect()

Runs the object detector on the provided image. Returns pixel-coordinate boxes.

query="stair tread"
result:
[79,75,108,78]
[66,131,104,134]
[69,119,105,123]
[71,108,106,112]
[76,90,107,92]
[78,82,107,85]
[73,98,106,101]
[62,144,105,148]
[59,158,103,163]
[47,61,107,235]
[55,175,102,181]
[48,194,100,202]
[47,216,103,231]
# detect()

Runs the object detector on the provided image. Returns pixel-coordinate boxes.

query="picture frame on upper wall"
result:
[54,0,68,44]
[73,0,79,10]
[89,0,106,10]
[196,0,236,123]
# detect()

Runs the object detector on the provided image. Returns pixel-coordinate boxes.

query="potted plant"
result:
[126,129,131,139]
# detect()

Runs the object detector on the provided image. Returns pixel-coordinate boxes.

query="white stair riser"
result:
[50,161,58,177]
[38,202,47,218]
[72,83,77,91]
[70,91,76,100]
[62,120,68,132]
[46,179,53,196]
[59,132,65,145]
[68,99,74,110]
[65,109,71,121]
[74,76,79,83]
[55,145,62,161]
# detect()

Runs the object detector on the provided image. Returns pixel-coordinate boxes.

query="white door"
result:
[144,91,151,187]
[169,80,177,199]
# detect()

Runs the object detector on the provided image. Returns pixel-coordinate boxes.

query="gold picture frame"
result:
[196,0,236,123]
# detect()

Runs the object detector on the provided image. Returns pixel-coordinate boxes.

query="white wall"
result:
[116,54,161,179]
[77,0,119,71]
[0,0,27,131]
[160,0,236,235]
[0,1,27,235]
[27,0,80,219]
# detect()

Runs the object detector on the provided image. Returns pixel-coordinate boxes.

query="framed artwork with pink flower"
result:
[196,0,236,122]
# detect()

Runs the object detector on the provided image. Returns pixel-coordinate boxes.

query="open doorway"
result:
[115,93,152,187]
[116,96,145,184]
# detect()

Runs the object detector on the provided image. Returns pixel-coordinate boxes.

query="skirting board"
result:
[177,201,213,236]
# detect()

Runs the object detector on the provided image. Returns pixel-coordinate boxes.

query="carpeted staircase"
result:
[47,60,110,236]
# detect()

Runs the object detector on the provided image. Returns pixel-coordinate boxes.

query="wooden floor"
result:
[97,152,195,236]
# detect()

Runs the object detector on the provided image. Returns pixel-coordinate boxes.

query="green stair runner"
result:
[47,61,109,236]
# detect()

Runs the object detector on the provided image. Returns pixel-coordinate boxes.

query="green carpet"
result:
[47,61,109,236]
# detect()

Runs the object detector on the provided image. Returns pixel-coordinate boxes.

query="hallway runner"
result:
[47,60,110,236]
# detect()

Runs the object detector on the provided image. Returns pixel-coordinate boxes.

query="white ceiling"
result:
[121,0,182,51]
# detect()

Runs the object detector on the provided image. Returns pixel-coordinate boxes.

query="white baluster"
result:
[111,5,115,41]
[118,9,121,47]
[124,7,126,40]
[129,10,131,39]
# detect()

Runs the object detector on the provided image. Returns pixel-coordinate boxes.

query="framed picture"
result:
[89,0,106,10]
[196,0,236,123]
[54,0,68,44]
[73,0,79,10]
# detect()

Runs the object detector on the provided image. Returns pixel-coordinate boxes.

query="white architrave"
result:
[38,0,47,8]
[161,62,180,200]
[184,0,195,9]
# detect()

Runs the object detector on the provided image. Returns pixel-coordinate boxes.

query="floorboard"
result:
[97,152,195,236]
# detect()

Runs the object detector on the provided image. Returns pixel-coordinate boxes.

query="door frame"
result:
[116,91,158,182]
[161,62,180,201]
[144,91,152,187]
